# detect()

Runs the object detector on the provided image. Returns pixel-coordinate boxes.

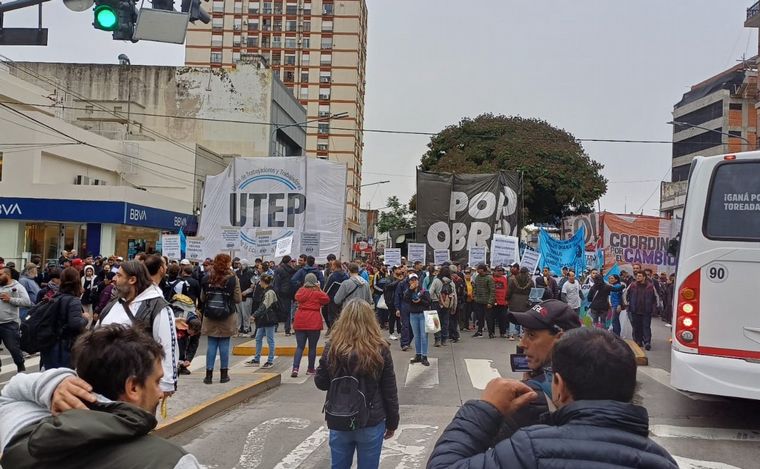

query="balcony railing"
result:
[746,1,760,26]
[749,1,760,20]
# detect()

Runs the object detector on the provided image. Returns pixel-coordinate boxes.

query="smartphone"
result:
[510,354,531,373]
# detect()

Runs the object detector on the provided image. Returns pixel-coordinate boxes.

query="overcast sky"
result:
[1,0,757,218]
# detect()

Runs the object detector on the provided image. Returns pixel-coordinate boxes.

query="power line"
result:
[635,167,672,213]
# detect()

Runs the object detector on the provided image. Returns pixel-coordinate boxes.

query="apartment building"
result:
[185,0,368,240]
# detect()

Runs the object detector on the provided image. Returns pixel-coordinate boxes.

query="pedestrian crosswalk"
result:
[0,352,41,387]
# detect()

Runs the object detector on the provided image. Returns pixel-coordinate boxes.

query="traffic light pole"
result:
[0,0,50,45]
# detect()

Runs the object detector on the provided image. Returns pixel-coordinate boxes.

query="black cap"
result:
[507,299,581,332]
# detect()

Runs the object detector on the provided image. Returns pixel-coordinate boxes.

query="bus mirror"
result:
[668,238,679,257]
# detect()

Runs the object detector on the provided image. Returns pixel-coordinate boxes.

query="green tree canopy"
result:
[419,113,607,224]
[377,196,414,234]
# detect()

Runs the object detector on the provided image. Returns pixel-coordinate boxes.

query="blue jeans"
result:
[206,336,231,370]
[293,330,320,370]
[329,421,385,469]
[409,312,428,356]
[400,309,413,348]
[611,307,622,336]
[508,309,522,337]
[255,326,276,363]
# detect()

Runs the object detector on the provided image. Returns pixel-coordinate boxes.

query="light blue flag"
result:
[178,226,187,258]
[538,226,586,276]
[604,263,621,281]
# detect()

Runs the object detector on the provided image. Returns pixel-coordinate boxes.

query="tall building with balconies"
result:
[185,0,368,249]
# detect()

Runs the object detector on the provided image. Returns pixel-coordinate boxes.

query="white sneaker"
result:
[389,334,398,341]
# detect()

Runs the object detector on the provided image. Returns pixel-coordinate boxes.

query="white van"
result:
[670,151,760,400]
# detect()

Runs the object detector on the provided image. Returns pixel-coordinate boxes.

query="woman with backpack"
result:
[200,253,242,384]
[291,273,330,377]
[246,273,279,369]
[40,267,89,369]
[315,298,399,469]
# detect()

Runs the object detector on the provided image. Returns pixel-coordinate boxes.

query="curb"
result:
[153,372,281,438]
[233,340,325,356]
[625,339,648,366]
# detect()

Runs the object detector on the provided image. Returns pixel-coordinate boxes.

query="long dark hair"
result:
[59,267,83,297]
[120,260,153,294]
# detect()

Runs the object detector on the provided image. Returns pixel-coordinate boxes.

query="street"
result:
[162,319,760,469]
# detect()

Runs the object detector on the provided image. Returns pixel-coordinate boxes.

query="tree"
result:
[377,196,414,234]
[419,113,607,224]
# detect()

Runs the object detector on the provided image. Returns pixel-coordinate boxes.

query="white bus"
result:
[670,151,760,400]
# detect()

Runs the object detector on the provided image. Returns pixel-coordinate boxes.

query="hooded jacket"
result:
[333,275,372,306]
[293,287,330,330]
[291,265,325,290]
[507,274,534,312]
[427,399,678,469]
[0,369,200,469]
[0,279,31,324]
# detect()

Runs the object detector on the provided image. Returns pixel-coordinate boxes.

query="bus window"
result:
[703,161,760,241]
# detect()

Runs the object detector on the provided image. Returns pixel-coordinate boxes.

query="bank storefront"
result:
[0,197,196,265]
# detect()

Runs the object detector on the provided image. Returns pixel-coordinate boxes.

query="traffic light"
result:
[181,0,211,24]
[92,0,137,40]
[93,0,119,31]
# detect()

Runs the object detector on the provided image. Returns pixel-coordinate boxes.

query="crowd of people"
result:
[0,249,679,468]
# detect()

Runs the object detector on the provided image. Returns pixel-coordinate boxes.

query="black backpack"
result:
[323,372,376,431]
[203,276,236,320]
[20,296,71,354]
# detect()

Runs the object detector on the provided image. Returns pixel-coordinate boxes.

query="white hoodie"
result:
[99,287,178,393]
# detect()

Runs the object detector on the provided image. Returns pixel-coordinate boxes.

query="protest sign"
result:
[384,248,402,266]
[521,249,541,274]
[161,235,181,260]
[221,228,241,251]
[434,249,451,265]
[275,236,293,258]
[491,235,519,267]
[300,232,321,257]
[186,237,204,261]
[468,246,487,267]
[407,243,426,264]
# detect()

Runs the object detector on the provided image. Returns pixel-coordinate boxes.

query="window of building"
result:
[319,70,331,83]
[728,130,742,138]
[211,35,223,47]
[300,86,309,99]
[212,1,224,13]
[270,51,281,64]
[212,17,224,30]
[273,20,282,31]
[674,101,723,129]
[286,20,297,31]
[284,54,296,65]
[249,2,260,14]
[301,71,309,82]
[323,3,333,15]
[211,52,223,63]
[318,104,330,117]
[317,141,329,151]
[303,3,311,15]
[320,53,331,65]
[285,37,297,48]
[233,18,242,31]
[301,38,310,48]
[261,35,270,47]
[247,36,259,47]
[302,53,310,65]
[233,35,241,46]
[286,4,297,15]
[233,52,241,62]
[248,20,259,30]
[318,123,330,134]
[319,88,330,100]
[672,128,723,159]
[262,18,271,30]
[272,36,281,47]
[302,20,311,32]
[262,2,272,14]
[322,20,333,32]
[284,71,295,82]
[234,2,242,14]
[729,103,743,110]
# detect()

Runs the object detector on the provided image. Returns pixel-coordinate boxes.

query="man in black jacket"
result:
[273,256,296,334]
[428,328,678,469]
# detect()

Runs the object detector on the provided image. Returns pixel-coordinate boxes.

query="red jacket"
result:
[293,287,330,331]
[493,275,508,306]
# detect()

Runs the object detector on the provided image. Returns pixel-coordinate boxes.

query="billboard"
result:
[601,213,677,274]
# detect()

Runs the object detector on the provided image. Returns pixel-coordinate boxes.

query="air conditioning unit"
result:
[74,175,90,185]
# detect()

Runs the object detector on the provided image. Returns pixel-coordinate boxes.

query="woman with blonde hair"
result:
[315,298,399,469]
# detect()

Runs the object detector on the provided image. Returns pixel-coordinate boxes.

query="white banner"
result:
[521,249,541,274]
[186,237,204,261]
[300,232,321,257]
[433,249,451,265]
[161,234,181,260]
[407,243,426,264]
[491,235,519,267]
[468,246,487,267]
[198,157,347,263]
[275,236,293,258]
[384,248,402,266]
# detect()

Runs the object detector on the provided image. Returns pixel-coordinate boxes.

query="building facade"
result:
[184,0,368,244]
[0,60,306,264]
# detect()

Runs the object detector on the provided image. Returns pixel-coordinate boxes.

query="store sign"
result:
[0,203,22,215]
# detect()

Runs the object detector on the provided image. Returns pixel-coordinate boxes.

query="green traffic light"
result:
[94,5,118,31]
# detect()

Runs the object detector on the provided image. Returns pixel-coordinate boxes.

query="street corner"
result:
[232,339,324,357]
[154,372,281,439]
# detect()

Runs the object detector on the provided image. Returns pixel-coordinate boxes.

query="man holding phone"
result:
[497,299,581,441]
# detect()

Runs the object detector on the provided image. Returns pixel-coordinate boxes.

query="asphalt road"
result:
[164,318,760,469]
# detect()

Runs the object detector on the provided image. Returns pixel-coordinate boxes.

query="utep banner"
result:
[198,157,347,262]
[601,213,676,274]
[416,170,521,264]
[538,226,586,275]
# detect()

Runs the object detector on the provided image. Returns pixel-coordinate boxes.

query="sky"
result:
[1,0,757,219]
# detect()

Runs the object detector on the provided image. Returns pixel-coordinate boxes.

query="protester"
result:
[291,255,325,290]
[559,270,582,314]
[427,327,678,469]
[96,260,178,396]
[460,268,474,331]
[315,299,399,469]
[333,263,372,307]
[235,259,255,336]
[472,264,495,338]
[534,267,557,301]
[0,266,31,374]
[273,256,297,334]
[93,271,116,317]
[403,273,432,366]
[171,294,201,376]
[608,274,625,336]
[18,262,40,321]
[587,272,614,328]
[0,325,202,468]
[81,265,98,315]
[491,266,509,338]
[40,267,89,370]
[625,271,659,350]
[246,274,279,369]
[36,267,61,303]
[372,265,391,328]
[325,260,349,330]
[291,273,330,377]
[384,266,404,341]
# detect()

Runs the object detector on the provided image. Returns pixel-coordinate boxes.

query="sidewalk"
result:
[232,329,326,357]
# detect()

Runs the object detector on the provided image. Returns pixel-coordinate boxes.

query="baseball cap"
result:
[71,258,84,267]
[507,299,581,332]
[494,265,505,272]
[116,256,124,261]
[408,273,419,279]
[180,259,191,265]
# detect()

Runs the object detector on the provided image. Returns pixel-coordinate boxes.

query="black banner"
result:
[416,170,522,264]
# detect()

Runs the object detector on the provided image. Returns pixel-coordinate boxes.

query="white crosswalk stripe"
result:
[464,358,501,390]
[404,357,439,388]
[637,366,726,402]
